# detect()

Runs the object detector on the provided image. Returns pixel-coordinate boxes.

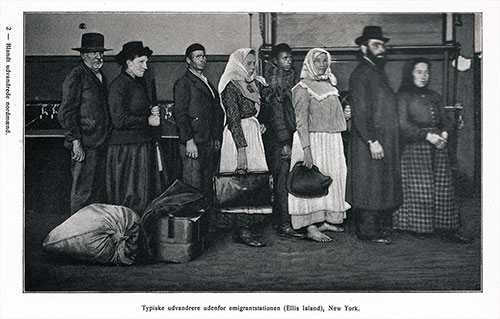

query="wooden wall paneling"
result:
[274,13,444,48]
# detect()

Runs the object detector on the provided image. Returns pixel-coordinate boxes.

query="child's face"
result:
[275,51,293,71]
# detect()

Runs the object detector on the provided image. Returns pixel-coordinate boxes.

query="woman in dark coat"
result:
[393,58,470,243]
[106,41,162,215]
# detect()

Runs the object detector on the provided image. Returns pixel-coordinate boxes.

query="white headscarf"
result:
[218,48,267,104]
[293,48,339,100]
[300,48,337,86]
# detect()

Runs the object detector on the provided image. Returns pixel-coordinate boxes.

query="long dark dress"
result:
[393,87,459,233]
[106,71,162,215]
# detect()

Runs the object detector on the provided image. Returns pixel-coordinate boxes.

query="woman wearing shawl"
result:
[217,48,269,247]
[393,58,471,243]
[289,48,351,242]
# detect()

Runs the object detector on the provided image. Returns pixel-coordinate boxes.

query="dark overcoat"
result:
[173,70,224,145]
[58,62,110,150]
[346,58,402,210]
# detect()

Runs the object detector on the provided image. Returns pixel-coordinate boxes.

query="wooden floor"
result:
[24,196,481,292]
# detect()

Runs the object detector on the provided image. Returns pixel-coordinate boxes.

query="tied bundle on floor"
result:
[42,204,140,265]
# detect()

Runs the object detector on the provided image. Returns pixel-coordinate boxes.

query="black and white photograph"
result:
[1,1,499,319]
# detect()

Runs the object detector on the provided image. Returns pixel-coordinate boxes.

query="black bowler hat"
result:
[115,41,153,65]
[355,26,390,45]
[72,33,112,52]
[286,161,333,198]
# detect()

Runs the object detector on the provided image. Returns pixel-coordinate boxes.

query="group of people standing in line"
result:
[58,25,471,250]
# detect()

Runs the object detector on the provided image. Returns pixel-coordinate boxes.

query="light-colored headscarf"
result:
[218,48,267,106]
[300,48,337,85]
[294,48,339,100]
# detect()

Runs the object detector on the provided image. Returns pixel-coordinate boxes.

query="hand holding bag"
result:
[286,161,333,198]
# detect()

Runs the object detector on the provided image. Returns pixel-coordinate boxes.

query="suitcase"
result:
[139,180,207,263]
[156,209,208,244]
[155,208,208,262]
[213,171,273,214]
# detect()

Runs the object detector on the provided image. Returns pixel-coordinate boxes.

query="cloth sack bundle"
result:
[286,161,333,198]
[42,203,140,265]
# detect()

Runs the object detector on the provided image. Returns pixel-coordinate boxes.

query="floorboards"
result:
[24,196,481,292]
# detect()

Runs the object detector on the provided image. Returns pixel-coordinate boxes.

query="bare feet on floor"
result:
[307,225,333,242]
[317,222,344,233]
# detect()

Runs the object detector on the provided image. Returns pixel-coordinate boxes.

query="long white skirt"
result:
[288,131,350,229]
[219,117,268,173]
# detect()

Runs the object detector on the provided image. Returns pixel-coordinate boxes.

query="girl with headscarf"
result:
[288,48,351,242]
[393,58,470,243]
[217,48,269,247]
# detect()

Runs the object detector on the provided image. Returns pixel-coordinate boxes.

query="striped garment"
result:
[393,142,460,233]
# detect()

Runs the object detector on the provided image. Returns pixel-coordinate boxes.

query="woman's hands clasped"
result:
[426,132,447,150]
[148,105,161,127]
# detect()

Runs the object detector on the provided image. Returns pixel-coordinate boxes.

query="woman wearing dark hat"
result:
[288,48,351,242]
[392,58,471,243]
[106,41,162,215]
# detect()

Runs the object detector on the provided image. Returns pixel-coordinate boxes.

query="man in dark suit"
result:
[58,33,112,214]
[347,26,402,244]
[173,43,224,206]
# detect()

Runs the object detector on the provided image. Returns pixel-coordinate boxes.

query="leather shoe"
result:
[233,230,266,247]
[278,225,306,239]
[380,228,394,237]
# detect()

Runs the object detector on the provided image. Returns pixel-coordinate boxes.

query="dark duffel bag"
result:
[213,171,272,213]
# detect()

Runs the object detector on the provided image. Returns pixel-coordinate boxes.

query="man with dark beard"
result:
[346,26,402,244]
[58,33,112,214]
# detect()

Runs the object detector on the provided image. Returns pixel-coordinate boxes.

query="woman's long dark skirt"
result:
[393,142,460,233]
[106,141,162,215]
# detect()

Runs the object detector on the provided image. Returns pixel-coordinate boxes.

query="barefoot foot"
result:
[317,222,344,233]
[307,226,333,242]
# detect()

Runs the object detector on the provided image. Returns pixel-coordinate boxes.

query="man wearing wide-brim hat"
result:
[346,26,402,244]
[57,32,113,214]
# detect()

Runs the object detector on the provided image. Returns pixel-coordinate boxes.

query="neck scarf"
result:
[264,60,297,93]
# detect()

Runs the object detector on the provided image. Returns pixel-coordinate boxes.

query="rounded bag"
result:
[286,161,333,198]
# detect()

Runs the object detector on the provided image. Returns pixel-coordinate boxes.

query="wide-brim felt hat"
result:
[355,26,390,45]
[72,33,112,52]
[115,41,153,65]
[286,161,333,198]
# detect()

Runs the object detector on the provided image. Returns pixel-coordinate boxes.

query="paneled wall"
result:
[25,55,229,102]
[275,13,444,47]
[25,13,262,55]
[24,12,480,202]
